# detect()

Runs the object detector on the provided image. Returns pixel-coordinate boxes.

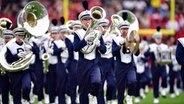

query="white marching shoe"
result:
[30,94,37,103]
[153,98,159,104]
[44,94,49,104]
[140,88,146,99]
[134,97,140,104]
[107,100,117,104]
[161,88,167,98]
[89,94,97,104]
[22,99,30,104]
[125,95,133,104]
[170,93,176,98]
[38,101,43,104]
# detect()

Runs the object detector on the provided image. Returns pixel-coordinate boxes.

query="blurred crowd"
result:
[0,0,184,38]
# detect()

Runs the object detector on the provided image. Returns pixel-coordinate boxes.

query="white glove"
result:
[47,48,53,54]
[17,52,26,58]
[119,39,125,46]
[84,32,95,42]
[95,40,100,47]
[24,44,32,51]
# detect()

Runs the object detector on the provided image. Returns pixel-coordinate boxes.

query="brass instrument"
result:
[117,10,140,54]
[0,18,12,36]
[41,52,49,73]
[0,18,12,73]
[81,6,106,54]
[104,14,123,39]
[17,1,49,37]
[0,39,35,72]
[41,38,51,73]
[0,1,49,72]
[66,20,74,33]
[0,18,12,30]
[156,46,172,65]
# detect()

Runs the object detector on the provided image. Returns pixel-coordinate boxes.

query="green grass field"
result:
[33,90,184,104]
[140,91,184,104]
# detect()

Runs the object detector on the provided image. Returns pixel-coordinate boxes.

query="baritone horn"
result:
[81,6,106,54]
[117,10,140,54]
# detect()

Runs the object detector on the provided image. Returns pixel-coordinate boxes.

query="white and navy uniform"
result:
[45,39,67,103]
[133,53,148,98]
[112,38,139,104]
[176,38,184,87]
[98,34,116,102]
[28,36,48,101]
[144,43,169,98]
[64,33,78,104]
[58,36,74,104]
[5,38,32,104]
[73,28,106,104]
[0,39,9,104]
[168,44,182,95]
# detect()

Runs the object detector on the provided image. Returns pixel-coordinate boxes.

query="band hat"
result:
[118,20,130,29]
[78,10,91,20]
[59,25,68,33]
[152,32,162,39]
[13,27,26,35]
[152,26,162,39]
[72,20,82,28]
[49,26,59,33]
[3,30,14,38]
[98,19,109,26]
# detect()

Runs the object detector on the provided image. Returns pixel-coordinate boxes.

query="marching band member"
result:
[175,37,184,92]
[67,20,81,104]
[44,26,58,104]
[59,22,78,104]
[73,5,106,104]
[5,27,32,104]
[112,20,139,104]
[0,30,14,104]
[28,35,49,104]
[167,36,182,98]
[144,26,170,104]
[133,42,148,103]
[97,19,116,104]
[46,26,68,104]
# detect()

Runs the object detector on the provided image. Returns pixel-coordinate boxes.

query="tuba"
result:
[0,1,49,72]
[81,6,106,54]
[117,10,140,54]
[17,1,49,37]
